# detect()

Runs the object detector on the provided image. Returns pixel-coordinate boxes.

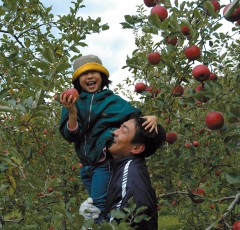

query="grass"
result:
[158,214,184,230]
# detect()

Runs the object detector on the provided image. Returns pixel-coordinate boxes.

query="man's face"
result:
[108,119,137,159]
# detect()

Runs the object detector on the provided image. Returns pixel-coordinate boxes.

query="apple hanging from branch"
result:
[205,111,224,130]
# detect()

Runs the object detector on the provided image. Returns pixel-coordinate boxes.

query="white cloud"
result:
[42,0,235,95]
[42,0,141,91]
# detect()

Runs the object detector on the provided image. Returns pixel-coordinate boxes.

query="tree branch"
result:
[205,192,240,230]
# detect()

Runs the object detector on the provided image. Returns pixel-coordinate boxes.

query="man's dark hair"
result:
[73,73,112,94]
[130,114,166,158]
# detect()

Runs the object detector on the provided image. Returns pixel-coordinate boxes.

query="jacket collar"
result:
[110,155,140,169]
[79,89,113,100]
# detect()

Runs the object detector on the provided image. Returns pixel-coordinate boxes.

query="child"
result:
[59,54,158,222]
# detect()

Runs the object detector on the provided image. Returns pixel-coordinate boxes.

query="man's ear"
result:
[131,144,145,155]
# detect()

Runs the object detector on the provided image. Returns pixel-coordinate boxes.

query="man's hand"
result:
[79,198,101,220]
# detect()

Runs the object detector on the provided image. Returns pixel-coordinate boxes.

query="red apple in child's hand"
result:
[62,88,79,100]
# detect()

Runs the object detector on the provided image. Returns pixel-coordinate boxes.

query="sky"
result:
[41,0,234,94]
[42,0,142,91]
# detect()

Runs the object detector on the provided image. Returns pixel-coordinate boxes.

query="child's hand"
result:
[60,93,77,114]
[142,115,158,133]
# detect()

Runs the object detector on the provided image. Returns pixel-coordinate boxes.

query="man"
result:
[80,114,166,229]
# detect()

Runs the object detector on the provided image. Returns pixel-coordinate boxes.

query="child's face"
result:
[79,70,102,93]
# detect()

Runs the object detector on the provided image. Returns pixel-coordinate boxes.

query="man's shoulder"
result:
[128,157,148,174]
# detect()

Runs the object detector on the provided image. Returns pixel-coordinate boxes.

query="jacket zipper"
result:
[107,161,113,192]
[84,94,94,164]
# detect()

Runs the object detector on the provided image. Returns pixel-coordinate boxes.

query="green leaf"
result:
[180,1,186,11]
[193,8,202,20]
[174,0,178,7]
[70,45,80,53]
[204,1,215,17]
[148,14,162,29]
[135,206,148,215]
[0,105,14,112]
[142,25,158,34]
[56,61,70,73]
[16,104,27,113]
[134,214,150,223]
[41,46,55,63]
[0,99,9,106]
[226,173,240,184]
[230,106,240,117]
[181,19,192,30]
[25,38,31,48]
[223,0,240,18]
[110,209,126,219]
[33,61,50,70]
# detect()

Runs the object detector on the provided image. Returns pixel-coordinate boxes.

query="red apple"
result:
[232,221,240,230]
[166,36,178,46]
[223,4,240,22]
[79,163,83,168]
[172,199,178,207]
[47,187,54,193]
[190,188,205,203]
[211,0,220,12]
[198,129,204,134]
[184,143,192,148]
[48,175,56,179]
[184,45,201,61]
[210,204,215,209]
[72,165,77,171]
[146,86,161,97]
[144,0,159,7]
[2,149,8,154]
[171,85,184,96]
[195,84,209,103]
[166,132,178,144]
[192,64,210,82]
[68,177,75,181]
[192,141,199,147]
[181,25,190,36]
[195,85,205,92]
[53,95,58,100]
[62,88,79,100]
[148,52,161,65]
[43,129,47,135]
[208,72,217,80]
[135,82,147,93]
[205,111,224,130]
[215,170,221,176]
[150,6,168,22]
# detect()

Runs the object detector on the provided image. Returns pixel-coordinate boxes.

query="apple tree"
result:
[118,0,240,228]
[0,0,109,229]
